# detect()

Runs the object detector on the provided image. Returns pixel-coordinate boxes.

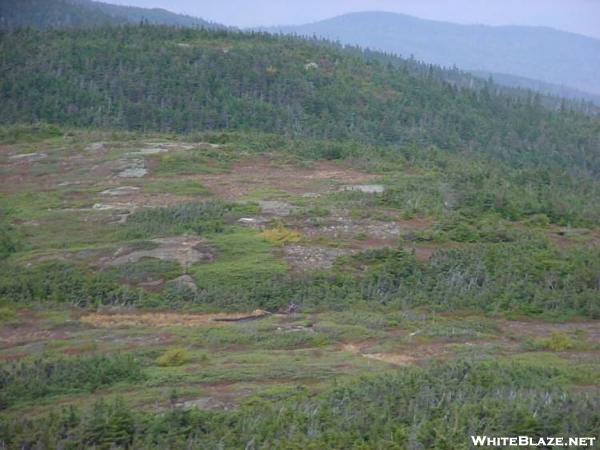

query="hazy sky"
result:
[106,0,600,39]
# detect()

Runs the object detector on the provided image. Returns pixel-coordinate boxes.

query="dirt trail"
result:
[80,310,270,328]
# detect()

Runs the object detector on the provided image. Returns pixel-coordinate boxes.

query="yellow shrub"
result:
[260,226,301,245]
[540,332,574,352]
[155,348,191,367]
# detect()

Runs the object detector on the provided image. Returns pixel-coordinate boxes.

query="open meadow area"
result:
[0,126,598,448]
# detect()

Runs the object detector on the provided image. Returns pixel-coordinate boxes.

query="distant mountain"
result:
[0,0,220,30]
[266,11,600,97]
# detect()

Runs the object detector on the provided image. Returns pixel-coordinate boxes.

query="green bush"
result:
[447,222,479,242]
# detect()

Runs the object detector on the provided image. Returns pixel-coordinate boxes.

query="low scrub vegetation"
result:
[123,201,257,238]
[1,359,597,448]
[260,225,301,246]
[536,332,576,352]
[1,238,598,318]
[0,354,144,409]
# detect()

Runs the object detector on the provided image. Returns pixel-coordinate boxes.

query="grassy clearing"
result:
[191,228,288,290]
[1,130,599,448]
[153,150,234,176]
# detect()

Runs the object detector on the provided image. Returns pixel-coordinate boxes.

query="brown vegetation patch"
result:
[80,310,270,328]
[0,352,28,362]
[0,146,108,195]
[501,320,600,344]
[0,310,40,348]
[547,228,600,249]
[411,246,437,261]
[0,321,71,349]
[195,156,380,199]
[295,216,430,241]
[362,351,416,366]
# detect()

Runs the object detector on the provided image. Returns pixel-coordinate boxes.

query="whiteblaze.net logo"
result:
[470,436,597,447]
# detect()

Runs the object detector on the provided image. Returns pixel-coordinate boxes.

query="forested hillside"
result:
[0,0,218,30]
[1,26,599,174]
[267,11,600,96]
[6,1,599,106]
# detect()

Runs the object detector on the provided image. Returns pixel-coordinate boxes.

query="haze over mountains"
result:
[266,11,600,99]
[0,0,220,30]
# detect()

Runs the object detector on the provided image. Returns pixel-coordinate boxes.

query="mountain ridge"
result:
[4,1,598,104]
[265,11,600,97]
[0,0,222,30]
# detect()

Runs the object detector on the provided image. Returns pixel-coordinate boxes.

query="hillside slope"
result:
[0,17,599,450]
[1,26,598,174]
[267,11,600,97]
[470,70,600,106]
[0,0,218,30]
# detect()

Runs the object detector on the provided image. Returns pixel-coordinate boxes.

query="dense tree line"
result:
[1,26,599,174]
